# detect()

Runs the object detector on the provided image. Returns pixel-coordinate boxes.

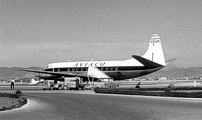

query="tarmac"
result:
[0,86,202,120]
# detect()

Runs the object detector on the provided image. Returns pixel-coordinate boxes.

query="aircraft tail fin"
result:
[142,34,166,66]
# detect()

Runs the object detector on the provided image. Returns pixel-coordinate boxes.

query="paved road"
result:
[0,90,202,120]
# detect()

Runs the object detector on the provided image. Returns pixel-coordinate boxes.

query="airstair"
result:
[87,67,111,80]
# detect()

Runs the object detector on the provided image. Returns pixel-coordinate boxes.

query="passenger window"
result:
[53,68,56,72]
[60,68,65,72]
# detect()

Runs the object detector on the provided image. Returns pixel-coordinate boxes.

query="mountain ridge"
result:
[0,66,201,80]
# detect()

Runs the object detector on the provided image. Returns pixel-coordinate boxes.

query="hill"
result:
[147,66,202,78]
[0,66,201,80]
[0,67,41,80]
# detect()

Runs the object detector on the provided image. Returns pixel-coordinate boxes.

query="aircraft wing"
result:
[20,69,88,78]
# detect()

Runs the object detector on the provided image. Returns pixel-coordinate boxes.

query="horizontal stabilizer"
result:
[166,58,177,65]
[132,55,163,67]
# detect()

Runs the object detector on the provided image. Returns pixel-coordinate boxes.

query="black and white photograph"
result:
[0,0,202,120]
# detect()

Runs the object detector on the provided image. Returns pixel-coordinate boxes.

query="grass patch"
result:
[94,87,202,98]
[0,90,27,111]
[0,97,18,111]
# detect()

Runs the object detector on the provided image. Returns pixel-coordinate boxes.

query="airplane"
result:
[28,78,43,85]
[21,34,175,81]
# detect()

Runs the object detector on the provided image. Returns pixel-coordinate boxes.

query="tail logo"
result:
[151,39,160,44]
[151,39,160,46]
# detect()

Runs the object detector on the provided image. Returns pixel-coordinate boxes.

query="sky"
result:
[0,0,202,68]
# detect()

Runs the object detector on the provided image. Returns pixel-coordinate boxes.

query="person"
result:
[10,77,15,90]
[75,76,79,91]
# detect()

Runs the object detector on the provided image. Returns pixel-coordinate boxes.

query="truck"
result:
[65,77,86,90]
[43,80,68,90]
[42,77,86,90]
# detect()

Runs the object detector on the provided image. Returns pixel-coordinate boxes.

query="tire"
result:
[50,85,54,90]
[50,87,53,90]
[80,86,84,90]
[63,85,68,90]
[58,84,62,90]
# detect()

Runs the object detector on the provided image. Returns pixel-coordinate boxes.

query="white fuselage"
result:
[44,59,162,80]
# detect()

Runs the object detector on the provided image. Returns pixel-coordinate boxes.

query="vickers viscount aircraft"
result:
[21,34,173,81]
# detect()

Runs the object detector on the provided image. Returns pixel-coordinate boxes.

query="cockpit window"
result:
[44,68,53,71]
